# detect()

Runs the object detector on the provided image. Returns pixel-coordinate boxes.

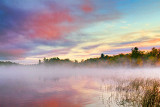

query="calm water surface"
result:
[0,66,160,107]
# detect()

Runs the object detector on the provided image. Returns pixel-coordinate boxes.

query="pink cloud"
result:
[81,0,94,13]
[0,49,26,59]
[28,8,76,40]
[25,0,120,41]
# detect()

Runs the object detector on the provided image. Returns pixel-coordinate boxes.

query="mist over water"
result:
[0,66,160,107]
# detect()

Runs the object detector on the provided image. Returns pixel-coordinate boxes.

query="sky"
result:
[0,0,160,64]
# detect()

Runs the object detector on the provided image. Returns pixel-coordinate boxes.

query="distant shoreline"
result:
[1,47,160,67]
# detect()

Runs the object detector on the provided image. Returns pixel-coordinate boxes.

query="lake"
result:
[0,66,160,107]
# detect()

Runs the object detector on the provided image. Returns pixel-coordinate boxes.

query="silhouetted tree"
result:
[101,53,104,58]
[39,60,41,64]
[150,47,158,57]
[43,57,47,63]
[131,47,141,59]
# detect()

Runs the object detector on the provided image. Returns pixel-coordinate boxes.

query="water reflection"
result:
[0,71,104,106]
[0,66,160,107]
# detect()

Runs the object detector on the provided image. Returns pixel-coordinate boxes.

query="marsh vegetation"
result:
[101,78,160,107]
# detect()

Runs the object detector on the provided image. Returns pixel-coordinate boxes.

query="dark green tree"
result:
[131,47,141,59]
[101,53,105,59]
[150,47,158,57]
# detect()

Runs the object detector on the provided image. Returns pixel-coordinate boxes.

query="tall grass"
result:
[106,79,160,107]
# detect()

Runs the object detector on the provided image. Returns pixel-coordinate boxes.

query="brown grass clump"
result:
[111,79,160,107]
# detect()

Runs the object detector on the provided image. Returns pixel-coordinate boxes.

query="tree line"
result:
[0,61,18,66]
[39,47,160,67]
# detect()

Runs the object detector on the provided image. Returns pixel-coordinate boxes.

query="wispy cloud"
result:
[0,0,160,63]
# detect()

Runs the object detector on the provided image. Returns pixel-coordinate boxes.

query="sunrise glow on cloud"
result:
[0,0,160,64]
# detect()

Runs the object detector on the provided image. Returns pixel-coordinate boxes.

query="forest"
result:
[1,47,160,66]
[39,47,160,67]
[0,61,18,66]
